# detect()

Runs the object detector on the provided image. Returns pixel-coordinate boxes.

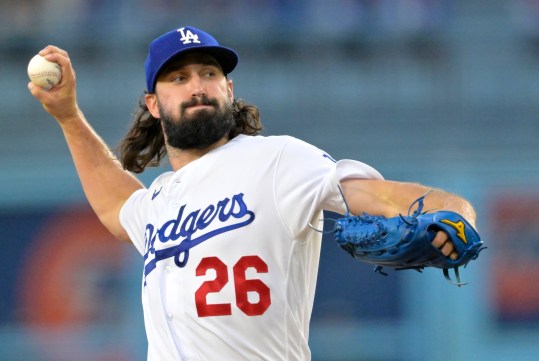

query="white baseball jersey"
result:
[120,134,383,361]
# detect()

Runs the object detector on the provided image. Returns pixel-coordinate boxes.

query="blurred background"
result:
[1,0,539,360]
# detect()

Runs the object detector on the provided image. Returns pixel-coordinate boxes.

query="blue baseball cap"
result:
[144,26,239,93]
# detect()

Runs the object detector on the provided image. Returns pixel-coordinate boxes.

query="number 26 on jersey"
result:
[195,255,271,317]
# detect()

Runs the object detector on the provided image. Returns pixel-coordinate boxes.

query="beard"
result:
[158,96,235,150]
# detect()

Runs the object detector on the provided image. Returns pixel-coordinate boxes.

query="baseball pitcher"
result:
[28,26,482,361]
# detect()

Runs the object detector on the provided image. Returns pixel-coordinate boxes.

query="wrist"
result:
[443,196,477,229]
[56,105,83,127]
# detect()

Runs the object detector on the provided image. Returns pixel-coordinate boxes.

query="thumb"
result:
[27,81,59,116]
[28,81,46,99]
[28,81,57,106]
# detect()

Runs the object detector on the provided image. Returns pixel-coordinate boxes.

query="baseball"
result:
[27,54,62,90]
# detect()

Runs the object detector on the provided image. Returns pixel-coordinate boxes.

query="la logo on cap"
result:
[177,27,201,45]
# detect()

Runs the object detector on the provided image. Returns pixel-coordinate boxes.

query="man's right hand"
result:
[28,46,80,125]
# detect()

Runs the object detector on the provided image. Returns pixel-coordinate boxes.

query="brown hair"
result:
[119,94,263,173]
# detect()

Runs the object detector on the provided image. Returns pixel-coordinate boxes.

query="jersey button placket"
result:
[165,265,174,322]
[168,175,182,209]
[165,264,173,321]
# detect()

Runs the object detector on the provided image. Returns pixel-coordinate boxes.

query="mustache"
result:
[181,96,219,110]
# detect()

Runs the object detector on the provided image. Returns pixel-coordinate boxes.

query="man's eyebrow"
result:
[163,58,222,73]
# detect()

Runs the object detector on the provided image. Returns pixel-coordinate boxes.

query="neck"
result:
[168,136,229,170]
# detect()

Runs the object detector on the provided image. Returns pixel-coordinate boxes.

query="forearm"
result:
[341,179,477,228]
[28,46,144,241]
[60,108,144,240]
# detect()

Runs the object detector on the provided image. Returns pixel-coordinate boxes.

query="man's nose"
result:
[189,75,206,97]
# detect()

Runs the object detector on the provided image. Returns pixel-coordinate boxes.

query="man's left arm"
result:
[340,178,477,226]
[340,178,478,260]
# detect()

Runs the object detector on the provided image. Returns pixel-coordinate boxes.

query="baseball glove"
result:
[334,191,484,286]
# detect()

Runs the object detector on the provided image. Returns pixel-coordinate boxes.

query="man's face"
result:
[157,93,235,150]
[146,52,235,149]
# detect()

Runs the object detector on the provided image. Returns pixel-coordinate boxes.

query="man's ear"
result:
[145,94,160,119]
[227,79,234,102]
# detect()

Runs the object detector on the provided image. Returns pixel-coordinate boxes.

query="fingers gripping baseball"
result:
[28,45,80,123]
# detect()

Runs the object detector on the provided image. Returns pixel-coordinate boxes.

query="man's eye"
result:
[173,75,186,82]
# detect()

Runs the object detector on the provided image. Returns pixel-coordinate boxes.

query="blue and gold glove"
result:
[334,193,485,286]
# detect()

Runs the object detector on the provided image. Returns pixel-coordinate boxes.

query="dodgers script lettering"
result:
[143,193,255,278]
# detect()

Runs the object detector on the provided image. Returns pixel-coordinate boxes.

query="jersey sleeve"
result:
[119,171,174,256]
[274,137,383,238]
[119,188,149,256]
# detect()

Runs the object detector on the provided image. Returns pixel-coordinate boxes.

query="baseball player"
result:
[28,26,477,360]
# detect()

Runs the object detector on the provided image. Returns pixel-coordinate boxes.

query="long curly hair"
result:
[118,94,263,173]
